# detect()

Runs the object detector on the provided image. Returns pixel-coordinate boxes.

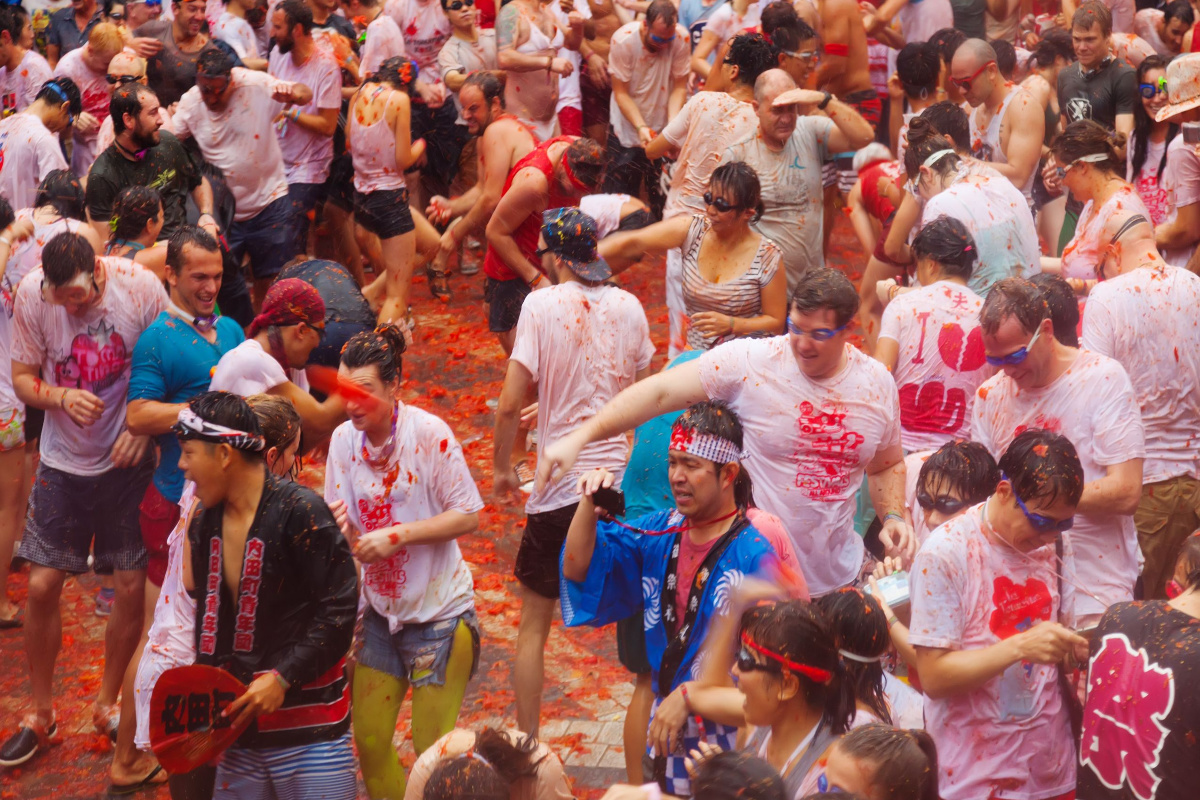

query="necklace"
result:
[361,404,400,470]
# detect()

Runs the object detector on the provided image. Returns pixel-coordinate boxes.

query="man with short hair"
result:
[540,266,916,597]
[722,70,874,292]
[134,0,218,108]
[0,78,77,212]
[0,6,52,116]
[890,41,945,163]
[269,0,342,246]
[53,21,124,173]
[177,391,358,800]
[972,277,1145,624]
[602,0,689,218]
[46,0,103,67]
[93,52,174,154]
[952,38,1045,199]
[910,428,1088,800]
[173,47,314,302]
[494,208,654,736]
[1135,0,1194,57]
[1,232,167,767]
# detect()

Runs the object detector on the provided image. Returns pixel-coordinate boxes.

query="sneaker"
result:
[0,716,56,767]
[95,587,115,617]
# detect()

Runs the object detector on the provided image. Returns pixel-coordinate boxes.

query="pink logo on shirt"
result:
[793,400,865,500]
[988,576,1052,639]
[1081,633,1175,800]
[937,322,986,372]
[898,382,967,434]
[54,321,128,393]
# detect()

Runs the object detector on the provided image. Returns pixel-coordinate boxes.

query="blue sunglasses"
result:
[786,317,848,341]
[985,325,1042,367]
[1003,472,1074,534]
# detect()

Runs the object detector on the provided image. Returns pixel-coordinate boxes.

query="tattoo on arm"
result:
[497,5,520,51]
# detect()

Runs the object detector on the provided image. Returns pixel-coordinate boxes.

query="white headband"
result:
[1072,153,1111,165]
[922,149,956,169]
[669,426,743,464]
[174,406,266,452]
[839,648,884,664]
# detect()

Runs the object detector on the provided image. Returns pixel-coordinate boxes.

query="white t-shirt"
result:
[898,0,955,45]
[1125,135,1170,225]
[1061,184,1154,279]
[1158,135,1200,268]
[209,338,309,396]
[0,49,53,116]
[361,12,407,78]
[909,504,1077,800]
[173,68,291,221]
[970,350,1145,617]
[1081,264,1200,484]
[214,11,261,60]
[724,117,835,291]
[269,45,343,185]
[1134,9,1171,56]
[579,193,631,238]
[53,46,109,174]
[698,339,902,594]
[878,280,993,452]
[0,114,68,212]
[702,0,764,42]
[438,31,497,121]
[385,0,451,78]
[10,259,167,476]
[324,403,483,629]
[661,91,758,220]
[606,21,690,148]
[510,281,655,514]
[551,0,591,113]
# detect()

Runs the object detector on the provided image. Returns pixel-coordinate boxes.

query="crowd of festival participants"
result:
[0,0,1198,797]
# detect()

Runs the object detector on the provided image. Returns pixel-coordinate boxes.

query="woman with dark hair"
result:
[1126,55,1176,226]
[323,324,484,800]
[409,727,568,800]
[106,185,168,277]
[818,724,939,800]
[599,162,786,350]
[874,216,992,452]
[6,170,103,287]
[815,589,892,725]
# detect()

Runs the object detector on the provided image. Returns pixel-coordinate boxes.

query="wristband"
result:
[0,235,10,248]
[271,669,290,691]
[528,274,542,289]
[887,614,900,629]
[680,681,693,712]
[60,389,69,411]
[884,511,905,524]
[818,91,833,110]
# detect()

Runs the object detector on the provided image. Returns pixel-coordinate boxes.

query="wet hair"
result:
[760,1,798,36]
[902,117,960,181]
[1029,28,1075,69]
[789,266,860,327]
[1164,0,1195,25]
[918,441,1000,508]
[340,324,408,384]
[911,216,976,281]
[375,55,419,92]
[1177,532,1200,591]
[278,0,314,33]
[0,6,18,42]
[896,42,940,100]
[834,724,940,800]
[110,83,155,134]
[247,394,302,455]
[109,185,162,242]
[645,0,677,27]
[1132,56,1177,183]
[42,231,97,286]
[725,33,776,88]
[768,18,818,57]
[187,391,265,460]
[37,77,83,116]
[999,428,1085,508]
[1073,0,1113,36]
[0,197,13,234]
[462,71,505,109]
[1052,119,1125,175]
[918,101,970,153]
[979,277,1049,337]
[196,46,236,79]
[166,225,221,273]
[929,28,966,64]
[36,170,86,221]
[710,161,764,221]
[474,728,548,784]
[564,138,607,191]
[422,755,506,800]
[1028,273,1080,347]
[990,39,1016,80]
[740,600,857,735]
[815,589,891,724]
[692,751,786,800]
[675,399,754,508]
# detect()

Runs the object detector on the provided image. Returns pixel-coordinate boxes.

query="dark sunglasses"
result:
[950,60,994,91]
[786,316,848,341]
[445,0,474,9]
[1003,473,1074,534]
[106,73,142,85]
[916,489,970,516]
[1138,77,1167,99]
[703,191,739,213]
[735,647,780,674]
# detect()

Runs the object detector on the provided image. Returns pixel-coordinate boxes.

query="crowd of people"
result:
[0,0,1198,798]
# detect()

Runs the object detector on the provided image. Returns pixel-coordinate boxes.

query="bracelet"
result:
[887,614,900,629]
[59,389,69,410]
[884,511,905,524]
[680,681,693,713]
[271,669,290,691]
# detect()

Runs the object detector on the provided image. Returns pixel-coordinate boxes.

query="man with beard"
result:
[134,0,218,108]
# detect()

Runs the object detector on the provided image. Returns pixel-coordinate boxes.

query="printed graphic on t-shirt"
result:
[794,400,865,500]
[989,575,1053,639]
[54,321,129,393]
[1066,96,1093,122]
[899,319,986,435]
[1081,633,1175,800]
[359,494,411,599]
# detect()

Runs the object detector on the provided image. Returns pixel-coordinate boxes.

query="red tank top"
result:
[483,136,580,282]
[860,160,905,223]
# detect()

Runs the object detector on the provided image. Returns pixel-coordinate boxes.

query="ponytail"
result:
[340,324,408,383]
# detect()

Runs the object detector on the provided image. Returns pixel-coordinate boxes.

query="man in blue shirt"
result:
[46,0,104,67]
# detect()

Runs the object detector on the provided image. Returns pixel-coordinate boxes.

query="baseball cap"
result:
[538,208,612,281]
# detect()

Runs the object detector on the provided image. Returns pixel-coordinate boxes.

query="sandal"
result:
[107,764,166,796]
[426,265,452,303]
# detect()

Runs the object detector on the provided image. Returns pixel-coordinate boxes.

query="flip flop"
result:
[106,764,165,796]
[0,610,22,629]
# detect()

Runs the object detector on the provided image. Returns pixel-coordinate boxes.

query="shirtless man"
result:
[426,71,538,275]
[580,0,623,145]
[817,0,876,121]
[952,38,1045,198]
[497,0,584,142]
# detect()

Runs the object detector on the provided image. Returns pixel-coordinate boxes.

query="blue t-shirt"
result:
[128,313,244,502]
[679,0,726,54]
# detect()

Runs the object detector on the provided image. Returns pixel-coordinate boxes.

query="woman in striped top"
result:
[599,161,787,350]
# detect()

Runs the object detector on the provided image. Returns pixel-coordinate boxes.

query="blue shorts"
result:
[287,182,328,245]
[226,194,302,280]
[213,732,356,800]
[356,606,480,688]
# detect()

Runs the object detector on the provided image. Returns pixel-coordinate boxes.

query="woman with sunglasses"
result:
[599,162,787,350]
[874,216,992,452]
[323,325,483,800]
[908,428,1087,800]
[1126,56,1176,227]
[1042,120,1153,295]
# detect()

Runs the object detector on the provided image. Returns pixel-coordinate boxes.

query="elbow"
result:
[562,559,587,584]
[1114,483,1143,516]
[497,52,516,71]
[460,511,480,536]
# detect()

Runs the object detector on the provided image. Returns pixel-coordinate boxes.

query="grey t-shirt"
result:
[134,21,218,108]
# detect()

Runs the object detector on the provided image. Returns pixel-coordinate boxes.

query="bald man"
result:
[95,52,174,154]
[951,38,1045,200]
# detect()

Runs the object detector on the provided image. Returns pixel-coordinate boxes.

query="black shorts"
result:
[617,612,652,674]
[484,276,531,334]
[324,152,356,212]
[17,461,153,574]
[514,502,579,599]
[353,187,415,240]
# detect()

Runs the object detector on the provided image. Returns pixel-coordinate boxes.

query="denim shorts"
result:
[356,606,480,688]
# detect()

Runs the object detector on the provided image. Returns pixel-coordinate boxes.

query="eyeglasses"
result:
[109,11,125,20]
[106,73,142,85]
[950,60,995,91]
[786,316,848,341]
[1138,76,1168,99]
[735,647,781,674]
[445,0,474,9]
[308,322,326,342]
[1004,474,1075,534]
[780,49,819,62]
[984,324,1042,367]
[916,489,970,516]
[703,191,739,213]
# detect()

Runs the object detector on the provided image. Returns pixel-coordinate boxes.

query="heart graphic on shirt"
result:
[82,86,110,117]
[989,576,1053,640]
[937,323,986,372]
[898,382,967,434]
[55,321,128,393]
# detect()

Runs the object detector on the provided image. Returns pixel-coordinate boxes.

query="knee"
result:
[112,573,146,606]
[26,570,64,607]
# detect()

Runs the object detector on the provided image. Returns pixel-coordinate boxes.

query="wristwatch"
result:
[818,91,833,110]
